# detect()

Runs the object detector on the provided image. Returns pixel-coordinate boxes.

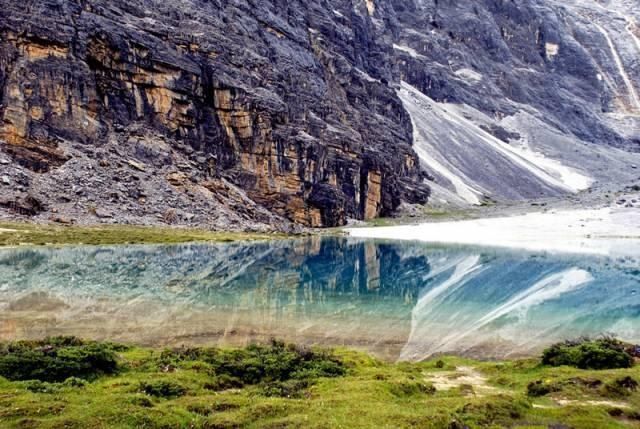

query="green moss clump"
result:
[261,379,311,398]
[22,380,62,394]
[456,397,531,427]
[541,337,635,370]
[388,380,436,397]
[153,340,346,400]
[129,396,154,408]
[63,377,88,388]
[159,339,346,389]
[527,377,605,397]
[527,380,561,397]
[139,380,187,398]
[0,337,122,382]
[207,340,346,384]
[203,374,244,392]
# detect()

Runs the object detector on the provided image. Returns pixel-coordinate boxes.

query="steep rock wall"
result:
[0,0,430,228]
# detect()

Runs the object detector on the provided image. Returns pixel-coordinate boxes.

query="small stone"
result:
[167,172,187,186]
[0,158,9,165]
[52,216,73,225]
[1,175,10,185]
[127,160,146,172]
[95,208,113,218]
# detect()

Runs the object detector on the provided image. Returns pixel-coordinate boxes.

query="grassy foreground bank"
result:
[0,222,288,246]
[0,338,639,428]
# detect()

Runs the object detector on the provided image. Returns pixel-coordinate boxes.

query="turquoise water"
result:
[0,237,638,361]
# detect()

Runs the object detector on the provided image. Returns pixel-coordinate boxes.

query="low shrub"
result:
[162,339,346,399]
[457,397,530,427]
[129,396,154,408]
[527,377,605,397]
[157,347,211,368]
[63,377,88,388]
[609,408,640,421]
[187,403,213,416]
[205,340,346,384]
[627,410,640,420]
[527,380,562,397]
[388,380,436,397]
[565,377,603,389]
[139,380,187,398]
[602,376,639,398]
[203,374,244,391]
[261,379,311,398]
[0,337,121,382]
[458,384,475,396]
[541,338,634,370]
[22,380,61,394]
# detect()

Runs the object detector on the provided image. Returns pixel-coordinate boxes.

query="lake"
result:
[1,237,638,361]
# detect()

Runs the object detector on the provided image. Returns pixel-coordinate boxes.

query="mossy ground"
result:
[357,208,478,228]
[0,222,289,246]
[0,340,639,428]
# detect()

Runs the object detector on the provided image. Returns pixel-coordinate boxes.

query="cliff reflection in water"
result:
[0,237,638,361]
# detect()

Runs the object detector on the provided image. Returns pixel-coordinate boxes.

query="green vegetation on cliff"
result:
[0,337,638,428]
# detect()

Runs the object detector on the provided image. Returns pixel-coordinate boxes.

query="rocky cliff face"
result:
[0,0,638,228]
[0,0,429,229]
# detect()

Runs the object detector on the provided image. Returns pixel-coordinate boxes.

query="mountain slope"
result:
[0,0,639,228]
[0,0,429,229]
[384,0,640,205]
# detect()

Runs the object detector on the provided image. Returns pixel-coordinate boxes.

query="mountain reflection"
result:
[0,238,638,360]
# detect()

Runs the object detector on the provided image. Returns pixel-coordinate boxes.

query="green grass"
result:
[0,221,290,246]
[0,338,639,428]
[352,209,474,228]
[420,208,474,219]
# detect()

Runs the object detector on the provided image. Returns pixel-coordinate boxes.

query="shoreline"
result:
[347,206,640,256]
[0,221,295,247]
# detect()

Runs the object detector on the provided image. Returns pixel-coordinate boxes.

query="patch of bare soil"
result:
[424,366,503,396]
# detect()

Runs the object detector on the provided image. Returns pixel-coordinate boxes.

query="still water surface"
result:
[0,237,638,361]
